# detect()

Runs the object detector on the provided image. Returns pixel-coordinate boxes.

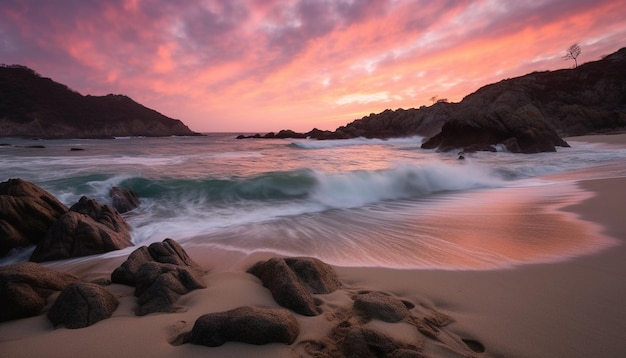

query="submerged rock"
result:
[0,262,80,322]
[30,196,133,262]
[0,178,68,257]
[109,186,140,213]
[47,282,119,329]
[185,306,300,347]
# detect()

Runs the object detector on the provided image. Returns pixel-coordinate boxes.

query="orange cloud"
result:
[1,0,625,132]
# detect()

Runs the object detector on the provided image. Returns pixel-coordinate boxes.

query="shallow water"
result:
[1,134,625,270]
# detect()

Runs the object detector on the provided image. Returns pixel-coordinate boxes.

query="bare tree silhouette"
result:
[563,43,581,68]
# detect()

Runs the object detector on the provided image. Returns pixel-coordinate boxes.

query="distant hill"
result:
[0,65,201,138]
[260,47,626,153]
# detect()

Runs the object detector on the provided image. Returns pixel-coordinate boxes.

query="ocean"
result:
[1,133,625,270]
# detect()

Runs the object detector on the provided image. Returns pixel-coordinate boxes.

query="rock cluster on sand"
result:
[1,247,487,355]
[0,238,204,328]
[0,178,136,261]
[180,256,485,356]
[111,238,207,315]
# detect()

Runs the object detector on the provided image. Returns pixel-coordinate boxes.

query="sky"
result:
[1,0,626,133]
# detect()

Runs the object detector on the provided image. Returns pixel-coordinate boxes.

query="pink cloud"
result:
[1,0,625,132]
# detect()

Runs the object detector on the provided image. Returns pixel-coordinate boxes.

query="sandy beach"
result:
[1,134,625,358]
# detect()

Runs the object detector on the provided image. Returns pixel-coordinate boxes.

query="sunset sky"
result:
[2,0,626,133]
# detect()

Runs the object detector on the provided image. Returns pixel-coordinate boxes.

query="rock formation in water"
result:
[30,196,133,262]
[0,65,201,138]
[0,178,134,261]
[0,178,68,256]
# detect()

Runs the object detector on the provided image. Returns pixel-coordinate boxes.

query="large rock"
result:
[421,104,570,154]
[134,261,206,316]
[110,239,206,315]
[111,238,203,285]
[0,178,68,257]
[109,186,140,213]
[247,257,341,316]
[30,196,133,262]
[0,262,80,322]
[185,306,300,347]
[47,282,119,328]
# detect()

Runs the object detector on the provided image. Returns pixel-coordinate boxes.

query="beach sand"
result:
[1,134,625,358]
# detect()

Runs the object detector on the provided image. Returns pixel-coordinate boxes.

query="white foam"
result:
[290,136,425,149]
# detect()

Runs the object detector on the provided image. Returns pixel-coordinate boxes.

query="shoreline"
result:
[338,175,626,358]
[1,135,625,357]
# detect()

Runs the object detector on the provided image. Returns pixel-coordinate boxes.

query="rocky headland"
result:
[0,65,201,139]
[245,47,626,153]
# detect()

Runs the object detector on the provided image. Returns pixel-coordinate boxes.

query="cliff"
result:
[260,47,626,153]
[0,65,201,138]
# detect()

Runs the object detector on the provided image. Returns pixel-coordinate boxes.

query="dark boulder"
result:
[47,282,119,328]
[30,196,133,262]
[111,238,203,286]
[247,257,340,316]
[420,106,570,154]
[0,262,80,322]
[0,178,68,257]
[134,261,206,316]
[111,246,153,285]
[109,186,141,213]
[185,306,300,347]
[353,291,411,323]
[110,239,206,316]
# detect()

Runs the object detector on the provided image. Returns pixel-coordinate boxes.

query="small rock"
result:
[342,326,419,358]
[353,291,410,323]
[185,306,299,347]
[48,282,119,329]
